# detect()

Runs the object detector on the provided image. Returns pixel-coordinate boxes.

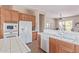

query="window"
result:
[59,20,72,31]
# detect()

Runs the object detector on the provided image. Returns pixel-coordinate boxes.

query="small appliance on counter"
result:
[3,23,18,38]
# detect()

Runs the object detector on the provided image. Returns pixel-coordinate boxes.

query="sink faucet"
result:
[57,30,64,38]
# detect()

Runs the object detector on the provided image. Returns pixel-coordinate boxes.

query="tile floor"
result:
[27,40,45,53]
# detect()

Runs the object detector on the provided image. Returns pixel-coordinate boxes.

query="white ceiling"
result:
[14,5,79,18]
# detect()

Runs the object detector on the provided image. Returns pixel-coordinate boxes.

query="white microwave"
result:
[3,23,18,33]
[7,26,14,29]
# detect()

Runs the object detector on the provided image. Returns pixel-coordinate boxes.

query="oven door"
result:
[3,23,18,38]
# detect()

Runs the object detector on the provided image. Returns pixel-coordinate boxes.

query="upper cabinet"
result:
[11,10,19,22]
[5,9,11,22]
[0,8,19,23]
[0,8,11,22]
[0,8,6,23]
[0,8,6,38]
[19,13,25,20]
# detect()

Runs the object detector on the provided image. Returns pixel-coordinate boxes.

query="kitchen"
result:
[0,5,36,53]
[1,5,79,53]
[33,5,79,53]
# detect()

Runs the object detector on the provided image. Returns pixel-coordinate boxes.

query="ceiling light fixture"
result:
[59,12,63,20]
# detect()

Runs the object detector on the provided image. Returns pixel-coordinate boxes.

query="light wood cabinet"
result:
[75,45,79,53]
[0,8,7,39]
[0,30,3,39]
[19,13,30,21]
[11,10,19,22]
[37,34,41,48]
[0,8,6,22]
[1,8,12,22]
[49,38,59,53]
[25,14,30,20]
[19,13,26,20]
[0,8,19,23]
[32,32,37,41]
[58,40,75,53]
[49,38,75,53]
[5,9,11,22]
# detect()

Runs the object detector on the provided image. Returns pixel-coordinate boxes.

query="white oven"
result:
[3,23,18,38]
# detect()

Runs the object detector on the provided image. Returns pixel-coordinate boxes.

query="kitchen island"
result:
[0,37,31,53]
[40,29,79,53]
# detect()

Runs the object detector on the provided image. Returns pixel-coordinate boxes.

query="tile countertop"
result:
[39,28,79,45]
[40,31,79,45]
[49,34,79,45]
[0,37,31,53]
[38,29,79,45]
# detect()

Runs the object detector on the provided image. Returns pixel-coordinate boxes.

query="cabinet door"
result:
[25,14,30,21]
[19,13,25,21]
[75,45,79,53]
[49,38,59,53]
[0,8,6,39]
[59,40,75,53]
[11,10,19,22]
[32,32,37,41]
[0,8,6,22]
[0,30,3,39]
[5,9,11,22]
[37,34,41,48]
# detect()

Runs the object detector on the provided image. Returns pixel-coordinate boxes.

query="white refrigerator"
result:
[19,21,32,44]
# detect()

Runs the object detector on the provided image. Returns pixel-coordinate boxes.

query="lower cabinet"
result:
[75,45,79,53]
[0,30,3,39]
[32,32,37,41]
[49,38,59,53]
[49,38,75,53]
[37,34,41,48]
[58,40,75,53]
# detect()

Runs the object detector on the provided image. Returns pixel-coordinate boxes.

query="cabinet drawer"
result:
[59,40,74,49]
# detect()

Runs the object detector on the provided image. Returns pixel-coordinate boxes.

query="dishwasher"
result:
[40,33,49,52]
